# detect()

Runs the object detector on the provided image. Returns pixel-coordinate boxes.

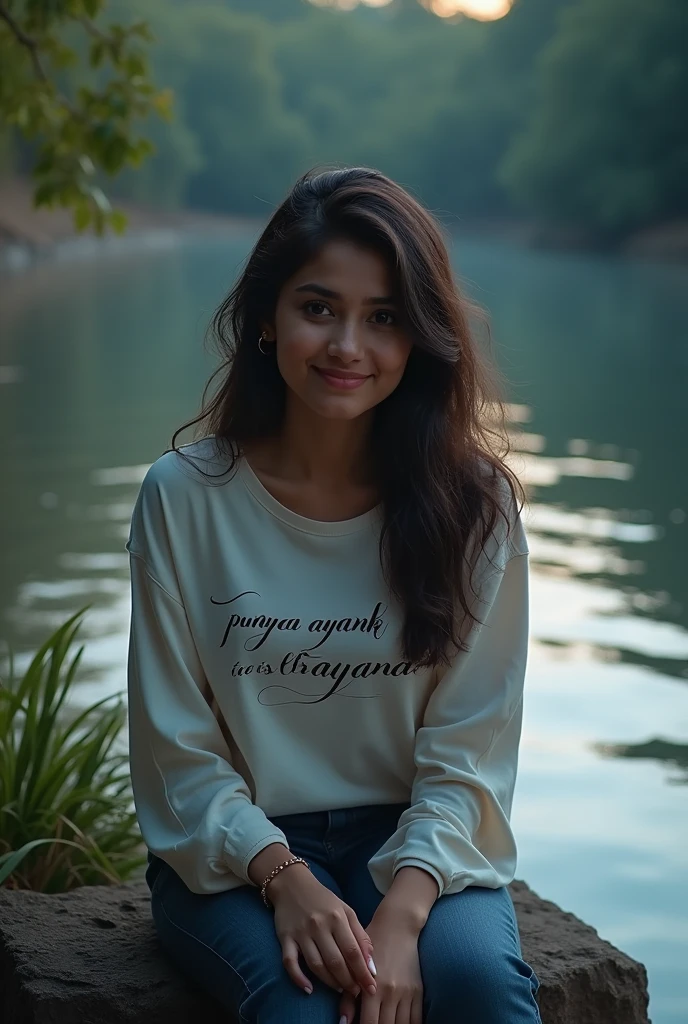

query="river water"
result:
[1,233,687,1022]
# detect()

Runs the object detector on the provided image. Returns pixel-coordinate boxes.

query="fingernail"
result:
[339,1017,348,1024]
[368,956,377,976]
[367,983,377,995]
[304,984,313,995]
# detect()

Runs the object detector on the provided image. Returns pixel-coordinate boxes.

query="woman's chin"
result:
[318,403,371,422]
[283,379,383,422]
[303,393,374,422]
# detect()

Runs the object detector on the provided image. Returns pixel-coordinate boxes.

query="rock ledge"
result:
[0,878,650,1024]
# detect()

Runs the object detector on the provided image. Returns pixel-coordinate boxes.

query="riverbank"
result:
[0,178,261,273]
[449,214,688,264]
[2,177,687,270]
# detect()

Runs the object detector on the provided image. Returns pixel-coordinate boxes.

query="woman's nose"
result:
[327,321,363,361]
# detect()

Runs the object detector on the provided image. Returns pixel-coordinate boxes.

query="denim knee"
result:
[241,971,340,1024]
[423,948,541,1024]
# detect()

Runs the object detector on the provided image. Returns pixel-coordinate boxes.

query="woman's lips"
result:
[312,367,371,390]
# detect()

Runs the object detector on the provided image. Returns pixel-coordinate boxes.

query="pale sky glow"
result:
[311,0,513,21]
[422,0,512,18]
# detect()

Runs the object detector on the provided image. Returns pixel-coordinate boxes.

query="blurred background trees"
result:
[501,0,688,240]
[0,0,171,232]
[2,0,686,243]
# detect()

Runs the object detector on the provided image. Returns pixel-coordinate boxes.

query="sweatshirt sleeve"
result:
[367,547,530,899]
[126,471,290,894]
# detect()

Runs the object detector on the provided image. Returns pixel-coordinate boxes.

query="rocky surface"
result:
[509,880,650,1024]
[0,877,650,1024]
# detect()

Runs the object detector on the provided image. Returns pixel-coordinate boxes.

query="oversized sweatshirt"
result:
[125,437,530,897]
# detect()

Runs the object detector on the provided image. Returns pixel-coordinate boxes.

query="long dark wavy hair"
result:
[172,166,526,668]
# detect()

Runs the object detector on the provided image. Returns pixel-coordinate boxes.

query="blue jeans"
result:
[145,801,542,1023]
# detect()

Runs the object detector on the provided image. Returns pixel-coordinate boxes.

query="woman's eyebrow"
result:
[294,282,396,304]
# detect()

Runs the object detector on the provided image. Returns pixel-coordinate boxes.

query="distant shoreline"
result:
[2,177,687,272]
[0,178,262,273]
[445,214,688,265]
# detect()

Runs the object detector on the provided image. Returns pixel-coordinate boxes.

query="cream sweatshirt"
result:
[126,438,530,897]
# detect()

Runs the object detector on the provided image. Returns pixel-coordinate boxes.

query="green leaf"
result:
[82,0,102,18]
[124,54,146,79]
[152,89,174,121]
[0,839,84,887]
[130,21,153,42]
[89,40,106,69]
[0,610,143,891]
[33,182,56,208]
[73,203,91,232]
[108,209,128,234]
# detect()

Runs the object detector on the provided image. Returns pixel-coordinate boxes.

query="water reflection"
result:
[594,738,688,785]
[1,237,687,1021]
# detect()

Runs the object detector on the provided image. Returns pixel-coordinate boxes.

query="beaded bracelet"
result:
[260,855,309,908]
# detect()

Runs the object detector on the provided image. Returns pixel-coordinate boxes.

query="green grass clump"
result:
[0,608,146,891]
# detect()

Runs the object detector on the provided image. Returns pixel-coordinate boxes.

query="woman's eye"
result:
[304,300,331,316]
[371,310,396,325]
[303,302,395,324]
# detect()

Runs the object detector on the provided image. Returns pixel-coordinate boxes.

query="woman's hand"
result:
[268,865,378,999]
[338,909,423,1024]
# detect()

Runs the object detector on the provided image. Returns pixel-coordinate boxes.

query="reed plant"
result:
[0,609,146,891]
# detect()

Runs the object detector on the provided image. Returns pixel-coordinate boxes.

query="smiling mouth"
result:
[312,367,371,390]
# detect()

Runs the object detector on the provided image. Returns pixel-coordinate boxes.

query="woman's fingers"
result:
[345,906,377,978]
[359,989,408,1024]
[280,935,314,994]
[274,884,377,1000]
[339,910,378,993]
[299,936,348,993]
[392,997,416,1024]
[359,989,383,1024]
[390,998,408,1024]
[359,990,421,1024]
[302,910,377,996]
[338,989,359,1024]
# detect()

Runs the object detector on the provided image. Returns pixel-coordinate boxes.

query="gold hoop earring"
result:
[258,332,271,355]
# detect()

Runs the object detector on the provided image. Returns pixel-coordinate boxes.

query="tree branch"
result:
[77,16,108,42]
[0,4,48,83]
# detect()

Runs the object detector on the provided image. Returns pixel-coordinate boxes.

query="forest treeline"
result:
[31,0,688,241]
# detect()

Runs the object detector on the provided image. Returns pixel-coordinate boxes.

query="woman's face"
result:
[264,238,413,422]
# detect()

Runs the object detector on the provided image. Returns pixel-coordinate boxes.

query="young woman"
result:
[126,167,541,1024]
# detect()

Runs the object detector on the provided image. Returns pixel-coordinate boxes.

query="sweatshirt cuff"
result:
[222,825,291,884]
[393,858,447,898]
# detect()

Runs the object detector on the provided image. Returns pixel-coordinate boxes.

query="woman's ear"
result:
[259,320,275,342]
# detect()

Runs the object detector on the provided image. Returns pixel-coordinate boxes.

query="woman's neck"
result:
[256,397,375,487]
[242,397,379,521]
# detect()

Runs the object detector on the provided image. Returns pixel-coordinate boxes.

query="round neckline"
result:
[237,456,381,537]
